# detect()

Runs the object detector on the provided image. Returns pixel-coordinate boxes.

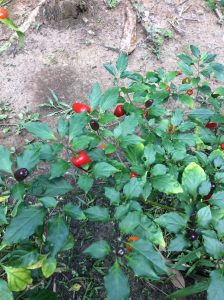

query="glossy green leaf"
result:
[104,261,130,300]
[167,281,209,299]
[0,146,12,174]
[39,197,58,208]
[3,266,32,292]
[155,212,188,233]
[182,162,206,198]
[208,270,224,300]
[100,87,119,111]
[0,279,13,300]
[84,206,109,222]
[93,162,119,178]
[16,148,40,171]
[47,215,69,256]
[24,122,56,140]
[77,174,93,193]
[104,187,120,205]
[119,211,141,233]
[49,159,69,180]
[42,257,57,278]
[83,240,111,259]
[116,53,128,75]
[123,178,143,199]
[151,174,183,194]
[64,203,86,221]
[197,206,212,228]
[57,117,68,137]
[178,94,194,107]
[203,236,224,259]
[89,82,102,109]
[69,114,89,142]
[3,207,45,245]
[114,113,138,138]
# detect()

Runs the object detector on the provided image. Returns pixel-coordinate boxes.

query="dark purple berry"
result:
[90,119,99,131]
[116,248,125,257]
[145,100,153,108]
[211,183,216,191]
[186,229,198,241]
[14,168,29,181]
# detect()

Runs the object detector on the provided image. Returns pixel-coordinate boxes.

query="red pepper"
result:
[114,104,125,117]
[0,7,8,19]
[71,151,92,168]
[205,122,218,130]
[130,172,138,178]
[72,102,91,113]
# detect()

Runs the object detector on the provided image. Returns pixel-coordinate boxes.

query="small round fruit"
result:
[205,122,217,130]
[125,235,139,252]
[130,172,138,178]
[90,119,99,131]
[166,86,171,92]
[0,7,8,19]
[72,102,91,113]
[100,143,106,151]
[177,71,182,76]
[186,229,198,241]
[186,89,193,96]
[71,151,92,168]
[116,248,125,257]
[14,168,29,181]
[182,77,191,84]
[145,99,153,108]
[221,144,224,150]
[114,104,125,117]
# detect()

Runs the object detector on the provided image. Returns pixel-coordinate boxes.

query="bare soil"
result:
[1,0,224,299]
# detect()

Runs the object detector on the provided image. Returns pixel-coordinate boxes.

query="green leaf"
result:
[190,45,200,57]
[89,82,102,109]
[203,235,224,259]
[49,159,69,180]
[3,207,45,245]
[69,114,89,142]
[0,279,13,300]
[105,187,120,205]
[0,207,7,225]
[177,54,193,65]
[83,240,111,259]
[100,87,119,111]
[42,257,57,278]
[3,266,32,292]
[114,113,138,137]
[47,215,69,256]
[167,281,209,299]
[126,253,159,280]
[119,211,141,233]
[104,261,130,300]
[155,212,188,233]
[168,234,190,252]
[123,178,143,199]
[182,162,206,198]
[212,63,224,81]
[198,180,211,196]
[29,176,73,197]
[151,164,167,176]
[23,289,59,300]
[24,122,56,140]
[84,206,109,222]
[130,239,168,274]
[151,174,183,194]
[178,94,194,107]
[104,63,116,76]
[39,143,63,162]
[0,146,12,174]
[16,149,40,171]
[197,206,212,228]
[116,53,128,75]
[178,61,193,76]
[208,270,224,300]
[63,203,86,221]
[189,108,214,120]
[57,117,68,138]
[77,174,93,193]
[93,162,119,178]
[143,144,156,166]
[39,197,58,208]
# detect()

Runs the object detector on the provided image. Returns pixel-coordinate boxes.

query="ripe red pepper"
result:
[0,7,8,19]
[166,86,171,92]
[114,104,125,117]
[221,144,224,150]
[72,102,91,113]
[177,71,183,76]
[205,122,218,130]
[125,235,139,252]
[71,151,92,168]
[130,172,138,178]
[186,89,193,96]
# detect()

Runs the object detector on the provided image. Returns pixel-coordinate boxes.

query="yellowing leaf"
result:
[3,266,32,292]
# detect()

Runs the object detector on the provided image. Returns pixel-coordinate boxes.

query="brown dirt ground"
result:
[0,0,224,299]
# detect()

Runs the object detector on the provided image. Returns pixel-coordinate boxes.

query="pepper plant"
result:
[1,45,224,299]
